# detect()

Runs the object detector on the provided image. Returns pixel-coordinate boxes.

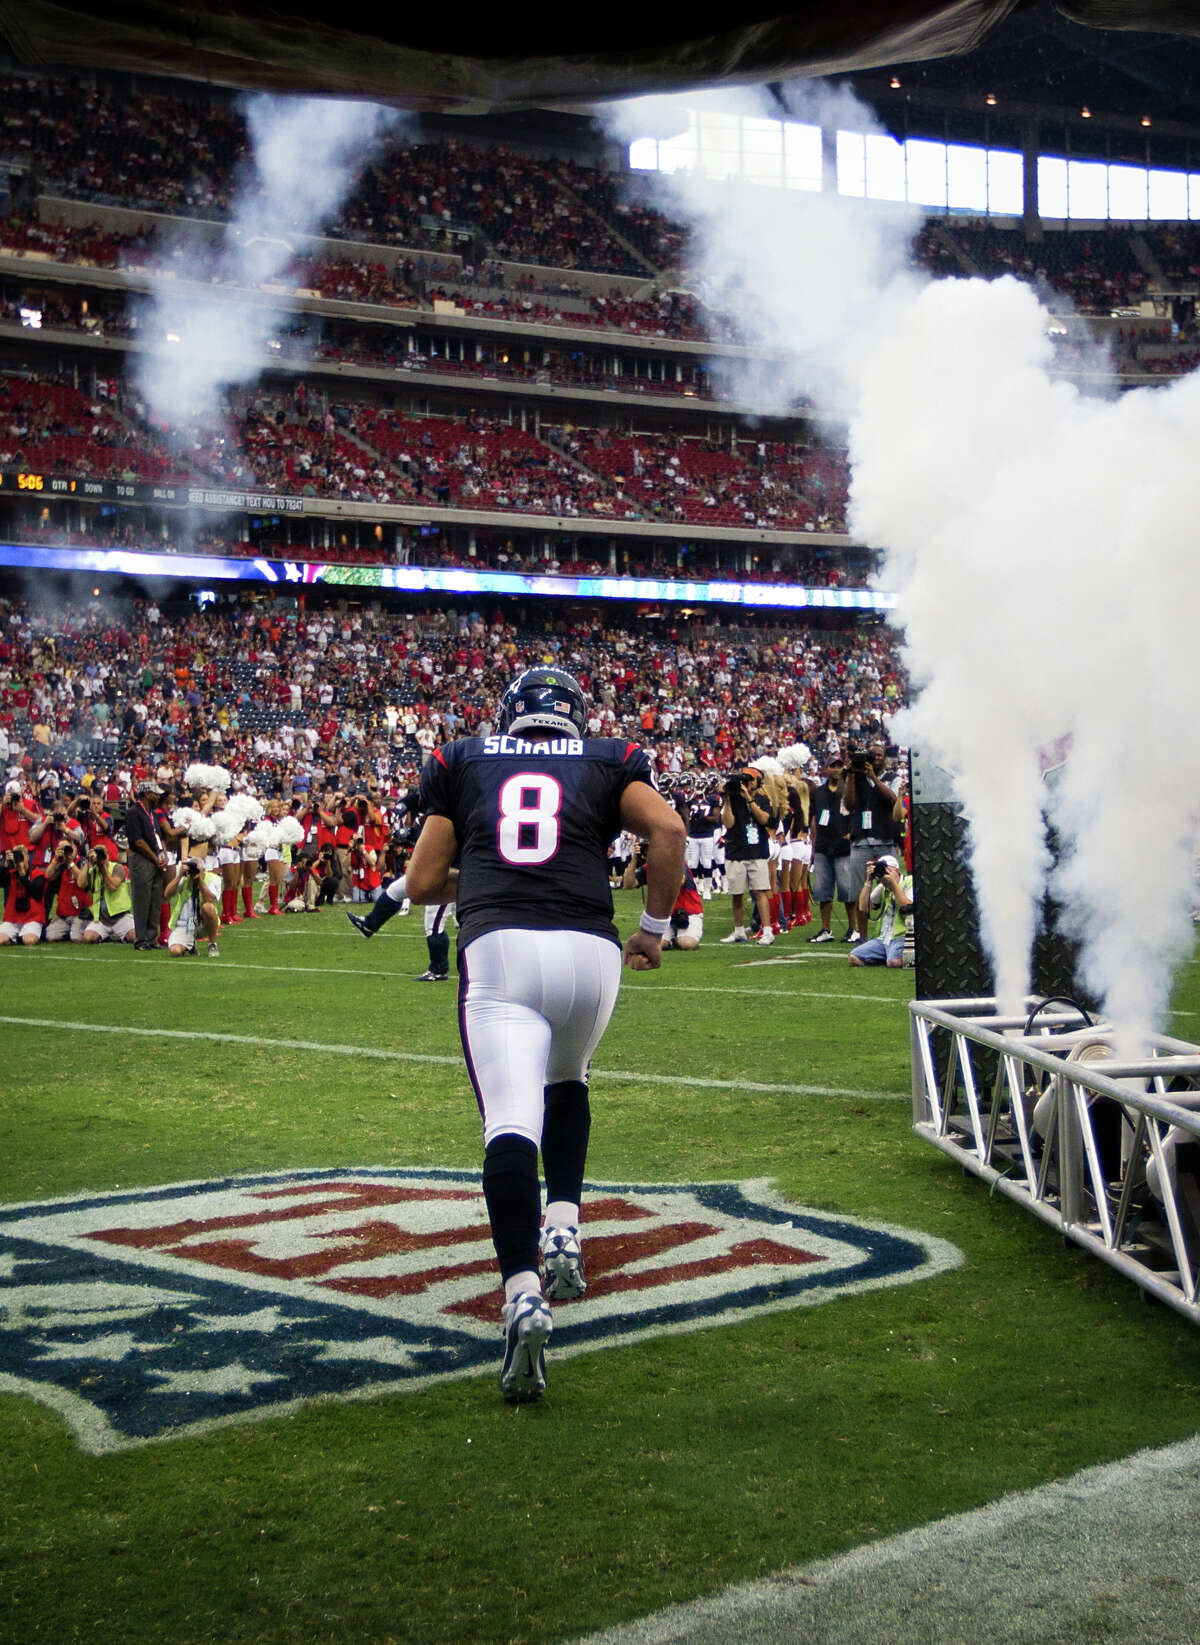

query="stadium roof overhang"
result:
[3,1,1200,133]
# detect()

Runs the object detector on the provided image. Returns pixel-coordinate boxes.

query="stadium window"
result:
[1108,163,1149,220]
[1149,168,1189,219]
[629,138,659,172]
[1189,175,1200,219]
[696,111,740,180]
[866,133,906,203]
[741,117,785,186]
[658,122,699,174]
[986,148,1023,214]
[836,130,867,197]
[904,139,948,208]
[1067,159,1108,218]
[947,144,988,212]
[784,122,822,191]
[1038,155,1069,219]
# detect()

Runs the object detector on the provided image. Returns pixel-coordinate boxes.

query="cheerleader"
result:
[778,743,815,931]
[267,807,306,915]
[229,792,265,921]
[183,763,240,926]
[751,758,790,937]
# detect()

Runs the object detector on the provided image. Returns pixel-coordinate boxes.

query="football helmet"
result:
[498,667,589,739]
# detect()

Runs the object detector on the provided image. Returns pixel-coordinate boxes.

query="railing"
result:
[910,996,1200,1325]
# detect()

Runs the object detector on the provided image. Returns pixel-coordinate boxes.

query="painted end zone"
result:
[0,1169,963,1452]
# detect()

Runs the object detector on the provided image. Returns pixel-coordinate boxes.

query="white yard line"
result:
[0,1016,906,1101]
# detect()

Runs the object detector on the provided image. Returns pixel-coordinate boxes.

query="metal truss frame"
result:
[910,997,1200,1326]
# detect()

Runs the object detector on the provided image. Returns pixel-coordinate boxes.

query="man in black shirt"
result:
[405,667,685,1405]
[123,779,168,950]
[843,747,902,941]
[808,756,855,943]
[719,766,775,946]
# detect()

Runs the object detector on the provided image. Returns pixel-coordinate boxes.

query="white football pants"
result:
[458,928,622,1148]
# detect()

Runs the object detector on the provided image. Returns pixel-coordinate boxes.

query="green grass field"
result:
[2,896,1199,1645]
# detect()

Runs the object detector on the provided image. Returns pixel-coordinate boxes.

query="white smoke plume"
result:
[608,83,1200,1044]
[132,95,398,430]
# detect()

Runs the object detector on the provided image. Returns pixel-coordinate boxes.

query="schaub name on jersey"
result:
[420,736,654,951]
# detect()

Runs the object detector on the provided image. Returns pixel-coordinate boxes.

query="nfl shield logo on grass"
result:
[0,1168,962,1451]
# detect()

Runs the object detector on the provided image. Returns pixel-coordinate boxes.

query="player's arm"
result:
[619,780,686,972]
[403,814,460,905]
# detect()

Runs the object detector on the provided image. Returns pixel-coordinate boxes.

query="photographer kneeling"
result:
[43,837,92,943]
[849,854,913,968]
[622,840,704,950]
[164,846,222,959]
[82,840,135,945]
[0,845,54,946]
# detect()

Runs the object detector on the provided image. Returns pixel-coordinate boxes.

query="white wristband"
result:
[639,910,671,937]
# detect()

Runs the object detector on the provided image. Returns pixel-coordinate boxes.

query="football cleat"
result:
[540,1224,586,1301]
[499,1292,552,1404]
[756,930,775,946]
[719,930,748,944]
[810,929,834,943]
[346,912,374,939]
[416,969,448,981]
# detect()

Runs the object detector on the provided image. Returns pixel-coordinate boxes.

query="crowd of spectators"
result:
[544,426,849,531]
[946,219,1149,310]
[0,592,905,805]
[8,69,1200,334]
[0,370,179,481]
[0,359,846,538]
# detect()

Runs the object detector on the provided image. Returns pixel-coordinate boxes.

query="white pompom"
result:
[212,810,243,845]
[278,817,306,845]
[225,793,264,825]
[184,762,231,793]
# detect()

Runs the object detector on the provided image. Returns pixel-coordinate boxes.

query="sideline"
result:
[566,1433,1200,1645]
[0,1016,907,1101]
[24,955,905,1004]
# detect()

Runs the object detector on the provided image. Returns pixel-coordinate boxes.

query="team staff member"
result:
[123,779,168,950]
[404,667,685,1405]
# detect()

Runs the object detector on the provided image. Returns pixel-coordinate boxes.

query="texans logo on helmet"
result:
[0,1169,962,1451]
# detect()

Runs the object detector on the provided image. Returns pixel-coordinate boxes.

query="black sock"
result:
[482,1134,540,1281]
[362,895,400,933]
[542,1080,591,1207]
[427,930,450,975]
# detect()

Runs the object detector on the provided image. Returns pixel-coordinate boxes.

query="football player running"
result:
[404,667,686,1404]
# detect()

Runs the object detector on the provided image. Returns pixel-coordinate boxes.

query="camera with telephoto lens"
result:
[871,859,893,883]
[184,860,201,878]
[849,745,870,774]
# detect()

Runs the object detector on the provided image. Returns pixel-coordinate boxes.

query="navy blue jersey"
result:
[687,795,721,838]
[420,734,654,951]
